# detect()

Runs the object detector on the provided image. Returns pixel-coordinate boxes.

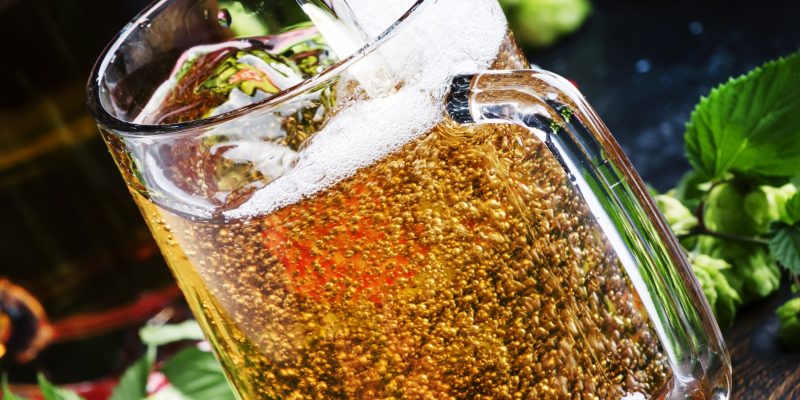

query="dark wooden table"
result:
[528,0,800,398]
[727,287,800,399]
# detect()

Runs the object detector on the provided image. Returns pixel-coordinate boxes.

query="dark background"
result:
[529,0,800,191]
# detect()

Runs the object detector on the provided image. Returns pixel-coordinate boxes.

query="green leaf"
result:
[147,386,189,400]
[161,348,236,400]
[2,375,26,400]
[785,193,800,224]
[776,297,800,351]
[109,349,154,400]
[37,374,85,400]
[769,222,800,275]
[139,321,205,347]
[685,52,800,180]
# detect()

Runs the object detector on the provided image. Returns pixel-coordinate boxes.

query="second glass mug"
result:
[87,0,731,398]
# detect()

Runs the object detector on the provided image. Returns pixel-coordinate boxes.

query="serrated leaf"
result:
[785,193,800,224]
[769,222,800,275]
[2,375,26,400]
[139,321,205,347]
[109,349,154,400]
[37,374,85,400]
[161,348,236,400]
[685,52,800,180]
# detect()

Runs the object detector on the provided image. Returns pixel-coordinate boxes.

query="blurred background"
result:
[0,0,798,397]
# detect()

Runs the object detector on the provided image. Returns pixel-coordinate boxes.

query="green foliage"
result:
[769,223,800,276]
[500,0,591,47]
[161,348,237,400]
[109,348,154,400]
[730,247,782,302]
[776,298,800,351]
[785,193,800,224]
[11,321,236,400]
[689,254,741,329]
[704,182,761,235]
[654,52,800,346]
[140,320,205,347]
[655,193,698,235]
[744,189,779,234]
[674,170,707,211]
[697,238,780,304]
[37,374,85,400]
[2,375,26,400]
[684,52,800,180]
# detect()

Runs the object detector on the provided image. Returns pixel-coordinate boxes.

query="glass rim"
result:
[86,0,428,137]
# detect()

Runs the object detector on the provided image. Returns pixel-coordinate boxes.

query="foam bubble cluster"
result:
[229,0,508,218]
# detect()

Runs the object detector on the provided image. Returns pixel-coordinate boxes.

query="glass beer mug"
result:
[87,0,731,398]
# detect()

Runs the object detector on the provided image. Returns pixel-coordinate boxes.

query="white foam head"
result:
[132,0,507,219]
[226,0,508,218]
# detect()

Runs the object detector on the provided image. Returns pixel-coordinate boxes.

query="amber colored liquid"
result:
[129,119,672,399]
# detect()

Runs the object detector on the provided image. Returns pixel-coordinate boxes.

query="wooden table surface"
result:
[726,286,800,399]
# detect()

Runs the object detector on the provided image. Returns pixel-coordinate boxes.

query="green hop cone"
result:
[744,184,797,232]
[690,254,741,329]
[707,182,796,236]
[736,248,782,301]
[501,0,592,47]
[776,298,800,351]
[700,238,781,304]
[765,184,799,224]
[705,182,761,236]
[655,193,698,236]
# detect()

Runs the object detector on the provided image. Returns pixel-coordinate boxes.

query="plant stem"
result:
[679,227,769,246]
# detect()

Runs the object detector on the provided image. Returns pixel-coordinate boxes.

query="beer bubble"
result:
[281,179,299,194]
[129,2,672,396]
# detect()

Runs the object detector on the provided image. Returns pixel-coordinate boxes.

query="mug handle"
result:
[446,70,731,399]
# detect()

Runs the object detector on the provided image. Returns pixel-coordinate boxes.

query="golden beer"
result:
[90,0,732,398]
[122,117,671,398]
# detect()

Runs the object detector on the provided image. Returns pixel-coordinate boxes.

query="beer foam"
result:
[227,89,439,218]
[350,0,509,94]
[225,0,508,218]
